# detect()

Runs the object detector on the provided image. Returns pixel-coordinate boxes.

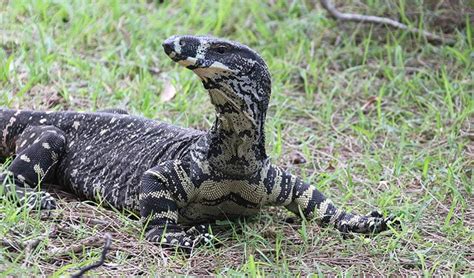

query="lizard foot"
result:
[1,173,57,210]
[146,225,190,247]
[146,224,216,250]
[186,224,215,245]
[22,191,57,210]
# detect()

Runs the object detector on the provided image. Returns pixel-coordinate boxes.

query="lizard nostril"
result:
[162,40,174,55]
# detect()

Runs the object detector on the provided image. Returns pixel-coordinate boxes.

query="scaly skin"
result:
[0,35,398,248]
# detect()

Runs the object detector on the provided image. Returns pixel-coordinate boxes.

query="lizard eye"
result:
[213,46,227,54]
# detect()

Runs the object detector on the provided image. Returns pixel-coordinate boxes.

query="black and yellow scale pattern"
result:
[0,35,397,248]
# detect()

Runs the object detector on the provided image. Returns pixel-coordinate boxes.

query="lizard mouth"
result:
[162,36,235,79]
[162,38,186,62]
[162,42,201,69]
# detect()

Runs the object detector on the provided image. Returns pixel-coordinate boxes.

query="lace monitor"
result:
[0,35,398,248]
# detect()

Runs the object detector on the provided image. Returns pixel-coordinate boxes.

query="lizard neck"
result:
[204,77,269,176]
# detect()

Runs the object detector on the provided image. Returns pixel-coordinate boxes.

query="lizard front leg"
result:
[265,164,398,234]
[1,125,66,210]
[139,160,212,248]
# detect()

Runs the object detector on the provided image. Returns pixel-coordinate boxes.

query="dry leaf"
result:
[289,150,307,165]
[27,84,65,109]
[325,161,336,171]
[161,81,177,102]
[361,96,378,113]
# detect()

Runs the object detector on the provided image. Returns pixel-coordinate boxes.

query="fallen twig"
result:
[319,0,456,45]
[1,238,21,252]
[71,233,113,278]
[22,238,42,267]
[22,225,59,267]
[50,234,105,257]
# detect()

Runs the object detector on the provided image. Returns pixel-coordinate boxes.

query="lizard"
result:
[0,35,398,248]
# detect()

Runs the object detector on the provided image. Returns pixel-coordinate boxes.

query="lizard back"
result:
[1,109,204,210]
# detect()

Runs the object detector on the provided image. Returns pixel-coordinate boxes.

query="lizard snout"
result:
[162,39,174,56]
[162,36,181,60]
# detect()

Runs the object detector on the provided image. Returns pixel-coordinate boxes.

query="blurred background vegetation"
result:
[0,0,472,276]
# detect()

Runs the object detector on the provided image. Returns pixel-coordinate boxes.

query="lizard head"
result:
[163,35,271,172]
[162,35,271,107]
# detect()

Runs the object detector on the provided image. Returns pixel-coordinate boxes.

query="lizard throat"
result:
[205,84,268,176]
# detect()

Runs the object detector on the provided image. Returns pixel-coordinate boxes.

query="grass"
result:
[0,0,473,276]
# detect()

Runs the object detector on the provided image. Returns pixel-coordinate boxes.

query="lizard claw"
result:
[366,210,383,218]
[22,191,57,210]
[364,212,401,234]
[384,214,401,229]
[186,224,216,246]
[336,211,401,235]
[146,224,216,250]
[362,210,401,232]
